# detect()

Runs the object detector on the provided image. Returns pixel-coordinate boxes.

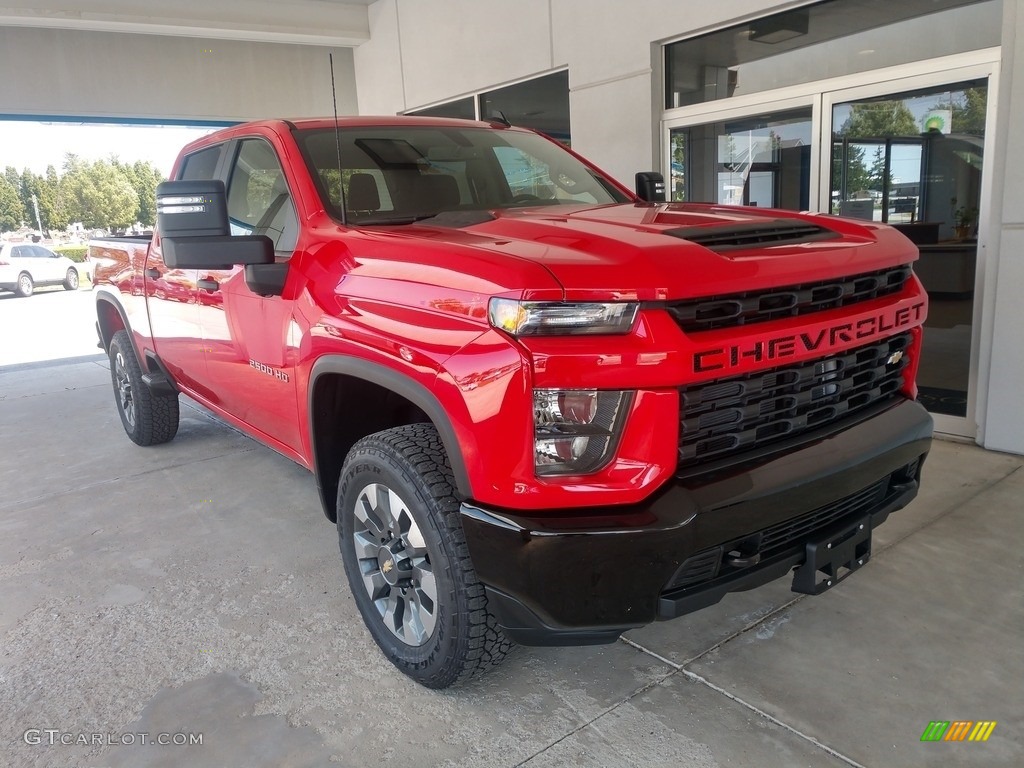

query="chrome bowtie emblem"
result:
[382,559,394,574]
[887,350,904,365]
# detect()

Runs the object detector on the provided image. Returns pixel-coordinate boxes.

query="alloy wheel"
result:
[351,482,437,646]
[114,351,136,428]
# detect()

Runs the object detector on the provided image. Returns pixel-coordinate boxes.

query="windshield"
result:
[295,125,629,225]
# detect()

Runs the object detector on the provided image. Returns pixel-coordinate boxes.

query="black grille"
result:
[679,333,911,468]
[664,220,839,251]
[666,265,912,333]
[664,478,889,592]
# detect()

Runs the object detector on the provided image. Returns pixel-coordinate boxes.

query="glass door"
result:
[663,58,996,437]
[824,70,995,438]
[667,102,817,211]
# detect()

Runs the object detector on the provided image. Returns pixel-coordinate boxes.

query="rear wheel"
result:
[108,329,179,446]
[63,267,79,290]
[338,424,512,688]
[15,272,33,297]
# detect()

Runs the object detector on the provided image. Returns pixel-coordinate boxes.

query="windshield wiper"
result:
[348,213,440,226]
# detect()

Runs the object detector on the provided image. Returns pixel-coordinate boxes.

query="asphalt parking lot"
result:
[1,289,1022,767]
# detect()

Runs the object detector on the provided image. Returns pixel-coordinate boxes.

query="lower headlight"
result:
[534,389,632,476]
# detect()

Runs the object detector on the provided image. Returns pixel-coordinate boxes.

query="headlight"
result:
[534,389,632,476]
[489,299,638,336]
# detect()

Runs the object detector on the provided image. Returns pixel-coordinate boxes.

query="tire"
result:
[63,267,80,291]
[108,329,179,446]
[15,272,33,297]
[338,424,512,688]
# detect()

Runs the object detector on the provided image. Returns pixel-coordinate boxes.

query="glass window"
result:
[406,72,571,142]
[179,145,223,181]
[830,79,987,419]
[226,139,298,253]
[492,146,603,204]
[295,124,627,225]
[665,0,998,109]
[670,108,813,210]
[479,71,570,143]
[407,98,476,121]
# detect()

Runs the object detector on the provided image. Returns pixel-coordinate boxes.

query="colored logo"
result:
[921,721,997,742]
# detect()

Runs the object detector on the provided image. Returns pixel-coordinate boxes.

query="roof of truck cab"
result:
[200,116,519,139]
[176,116,530,161]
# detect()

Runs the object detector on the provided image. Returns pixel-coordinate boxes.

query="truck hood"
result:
[384,202,918,301]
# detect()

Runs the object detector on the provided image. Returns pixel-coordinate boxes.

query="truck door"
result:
[195,137,302,453]
[145,144,223,395]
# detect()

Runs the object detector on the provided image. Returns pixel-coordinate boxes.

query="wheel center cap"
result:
[378,544,405,586]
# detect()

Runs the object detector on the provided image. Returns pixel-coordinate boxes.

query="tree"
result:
[867,145,889,192]
[130,160,165,226]
[44,165,70,230]
[838,101,919,139]
[61,157,139,230]
[953,87,987,135]
[832,142,871,208]
[0,172,26,231]
[17,168,61,234]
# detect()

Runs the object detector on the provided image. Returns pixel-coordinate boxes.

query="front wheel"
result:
[338,424,512,688]
[108,329,179,446]
[63,267,79,290]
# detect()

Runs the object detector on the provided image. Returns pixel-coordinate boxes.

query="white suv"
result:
[0,243,80,297]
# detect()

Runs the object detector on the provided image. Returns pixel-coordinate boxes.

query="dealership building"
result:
[1,0,1022,455]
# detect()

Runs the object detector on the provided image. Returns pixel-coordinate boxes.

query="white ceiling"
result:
[0,0,375,46]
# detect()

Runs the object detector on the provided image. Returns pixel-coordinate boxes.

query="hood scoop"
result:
[664,219,839,252]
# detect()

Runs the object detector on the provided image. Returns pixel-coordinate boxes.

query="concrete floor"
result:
[1,354,1021,768]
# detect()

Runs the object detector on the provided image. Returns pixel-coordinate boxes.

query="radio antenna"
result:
[329,52,347,226]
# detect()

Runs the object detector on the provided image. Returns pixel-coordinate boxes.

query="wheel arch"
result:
[308,356,473,522]
[96,293,130,353]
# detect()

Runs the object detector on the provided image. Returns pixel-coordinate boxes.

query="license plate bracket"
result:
[792,514,872,595]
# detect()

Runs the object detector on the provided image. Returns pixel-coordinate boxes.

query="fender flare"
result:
[95,291,132,352]
[308,356,474,508]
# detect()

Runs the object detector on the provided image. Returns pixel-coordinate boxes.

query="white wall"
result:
[0,0,371,46]
[0,26,358,122]
[354,0,799,185]
[980,0,1024,454]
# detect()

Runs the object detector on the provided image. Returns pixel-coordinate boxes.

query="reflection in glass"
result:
[669,108,812,211]
[831,80,987,418]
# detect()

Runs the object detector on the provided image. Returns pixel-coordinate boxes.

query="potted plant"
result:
[951,198,978,240]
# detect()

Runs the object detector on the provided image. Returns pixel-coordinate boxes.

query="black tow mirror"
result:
[635,172,666,203]
[156,180,229,237]
[156,180,274,271]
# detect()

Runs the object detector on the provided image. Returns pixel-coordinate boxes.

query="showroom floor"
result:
[1,355,1021,768]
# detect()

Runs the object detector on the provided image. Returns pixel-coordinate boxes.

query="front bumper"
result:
[460,398,932,646]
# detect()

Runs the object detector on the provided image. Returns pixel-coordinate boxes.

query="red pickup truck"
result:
[92,117,932,688]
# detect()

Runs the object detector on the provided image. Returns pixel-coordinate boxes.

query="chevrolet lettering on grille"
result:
[692,300,926,373]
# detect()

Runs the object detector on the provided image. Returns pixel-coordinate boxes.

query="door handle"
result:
[197,278,220,292]
[145,268,160,279]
